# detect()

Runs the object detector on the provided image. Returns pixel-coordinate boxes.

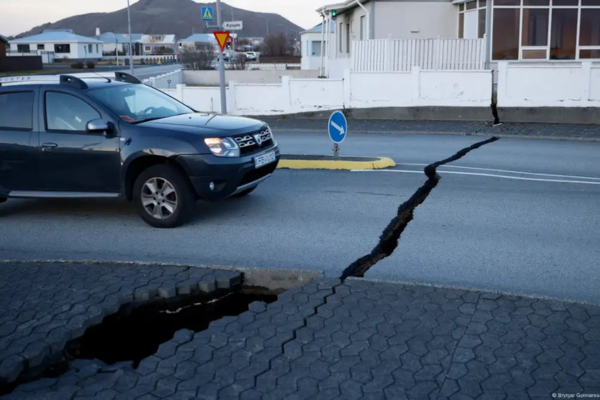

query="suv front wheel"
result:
[132,165,196,228]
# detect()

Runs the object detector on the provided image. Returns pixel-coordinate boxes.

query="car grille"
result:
[235,128,274,155]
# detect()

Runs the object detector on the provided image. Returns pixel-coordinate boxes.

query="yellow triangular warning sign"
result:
[214,31,230,51]
[203,8,213,20]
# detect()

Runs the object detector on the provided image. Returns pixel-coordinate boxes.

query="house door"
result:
[464,10,478,39]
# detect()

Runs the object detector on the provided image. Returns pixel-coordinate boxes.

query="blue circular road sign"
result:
[328,111,347,144]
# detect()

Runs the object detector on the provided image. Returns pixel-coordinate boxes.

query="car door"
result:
[37,88,121,193]
[0,88,40,193]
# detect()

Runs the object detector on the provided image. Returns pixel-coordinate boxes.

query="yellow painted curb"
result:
[277,157,396,170]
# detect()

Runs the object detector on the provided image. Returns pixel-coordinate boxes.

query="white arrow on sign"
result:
[331,121,345,136]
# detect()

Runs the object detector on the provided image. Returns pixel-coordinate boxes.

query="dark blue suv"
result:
[0,72,280,228]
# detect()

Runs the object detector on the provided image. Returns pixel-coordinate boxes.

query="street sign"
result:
[213,31,231,51]
[202,6,214,21]
[223,21,243,31]
[328,111,347,144]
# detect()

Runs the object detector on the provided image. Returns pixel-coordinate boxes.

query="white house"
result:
[140,34,177,55]
[317,0,600,71]
[9,29,103,61]
[300,23,335,71]
[179,34,218,52]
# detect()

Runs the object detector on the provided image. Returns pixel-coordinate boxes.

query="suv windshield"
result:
[88,84,194,124]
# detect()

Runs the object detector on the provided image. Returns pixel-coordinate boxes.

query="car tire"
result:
[133,165,196,228]
[232,187,256,198]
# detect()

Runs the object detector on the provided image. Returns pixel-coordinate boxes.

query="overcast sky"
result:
[0,0,327,36]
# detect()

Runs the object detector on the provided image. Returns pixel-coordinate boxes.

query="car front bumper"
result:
[176,145,280,201]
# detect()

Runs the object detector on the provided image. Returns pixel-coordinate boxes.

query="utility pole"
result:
[126,0,134,74]
[216,0,227,114]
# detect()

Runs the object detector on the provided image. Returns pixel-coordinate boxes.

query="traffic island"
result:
[277,154,396,170]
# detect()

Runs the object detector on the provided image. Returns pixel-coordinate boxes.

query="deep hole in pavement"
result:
[0,287,278,396]
[63,287,278,368]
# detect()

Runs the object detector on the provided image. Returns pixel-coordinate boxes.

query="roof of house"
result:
[301,23,335,35]
[181,33,217,43]
[97,32,143,44]
[0,35,8,44]
[11,29,103,44]
[316,0,372,14]
[140,34,176,44]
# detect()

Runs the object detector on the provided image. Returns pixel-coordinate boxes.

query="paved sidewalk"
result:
[2,262,599,399]
[262,118,600,142]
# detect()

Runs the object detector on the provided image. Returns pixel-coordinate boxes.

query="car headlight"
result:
[204,137,240,157]
[265,125,276,145]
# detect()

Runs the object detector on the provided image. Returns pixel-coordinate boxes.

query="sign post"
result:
[214,1,227,114]
[328,111,347,158]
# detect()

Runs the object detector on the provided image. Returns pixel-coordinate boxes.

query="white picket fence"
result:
[353,36,487,72]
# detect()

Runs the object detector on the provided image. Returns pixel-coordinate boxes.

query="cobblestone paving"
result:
[0,262,242,389]
[263,118,600,141]
[4,275,600,399]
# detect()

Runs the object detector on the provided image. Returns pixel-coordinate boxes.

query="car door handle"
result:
[41,142,58,151]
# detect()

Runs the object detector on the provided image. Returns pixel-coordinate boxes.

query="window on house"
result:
[579,9,600,46]
[96,44,99,53]
[312,41,322,56]
[17,44,30,53]
[339,22,343,52]
[550,8,577,59]
[88,44,93,53]
[346,23,350,53]
[37,44,44,50]
[459,13,464,38]
[492,8,520,59]
[478,9,487,38]
[522,8,549,46]
[55,44,71,53]
[360,16,365,40]
[466,0,477,10]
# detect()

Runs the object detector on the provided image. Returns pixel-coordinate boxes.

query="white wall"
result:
[160,68,492,116]
[143,69,183,89]
[497,61,600,107]
[374,2,457,39]
[183,70,320,85]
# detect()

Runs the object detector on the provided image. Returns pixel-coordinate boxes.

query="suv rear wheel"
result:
[132,165,196,228]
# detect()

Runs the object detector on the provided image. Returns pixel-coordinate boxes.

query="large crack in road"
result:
[340,136,500,280]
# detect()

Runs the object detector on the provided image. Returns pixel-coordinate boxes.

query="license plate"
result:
[254,151,276,169]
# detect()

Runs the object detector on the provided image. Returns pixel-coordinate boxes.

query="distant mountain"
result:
[15,0,305,40]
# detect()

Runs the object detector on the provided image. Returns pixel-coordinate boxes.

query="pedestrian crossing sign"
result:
[201,7,214,21]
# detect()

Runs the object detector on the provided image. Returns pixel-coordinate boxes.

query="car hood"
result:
[139,113,266,136]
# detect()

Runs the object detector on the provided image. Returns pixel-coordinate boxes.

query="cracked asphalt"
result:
[3,264,600,399]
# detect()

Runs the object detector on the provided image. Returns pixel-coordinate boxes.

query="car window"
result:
[0,91,34,130]
[45,92,101,132]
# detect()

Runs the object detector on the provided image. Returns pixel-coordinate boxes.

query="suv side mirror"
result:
[87,119,109,133]
[87,119,117,138]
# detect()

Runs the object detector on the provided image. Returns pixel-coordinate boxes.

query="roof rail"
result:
[59,75,89,90]
[0,75,59,86]
[115,72,142,84]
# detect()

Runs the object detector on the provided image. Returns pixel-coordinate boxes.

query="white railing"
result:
[353,35,487,72]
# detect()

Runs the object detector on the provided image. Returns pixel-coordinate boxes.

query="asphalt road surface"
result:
[1,133,599,305]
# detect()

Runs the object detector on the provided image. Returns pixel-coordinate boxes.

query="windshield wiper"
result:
[132,113,192,125]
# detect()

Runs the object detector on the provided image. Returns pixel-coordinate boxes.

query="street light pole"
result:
[216,0,227,114]
[126,0,134,74]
